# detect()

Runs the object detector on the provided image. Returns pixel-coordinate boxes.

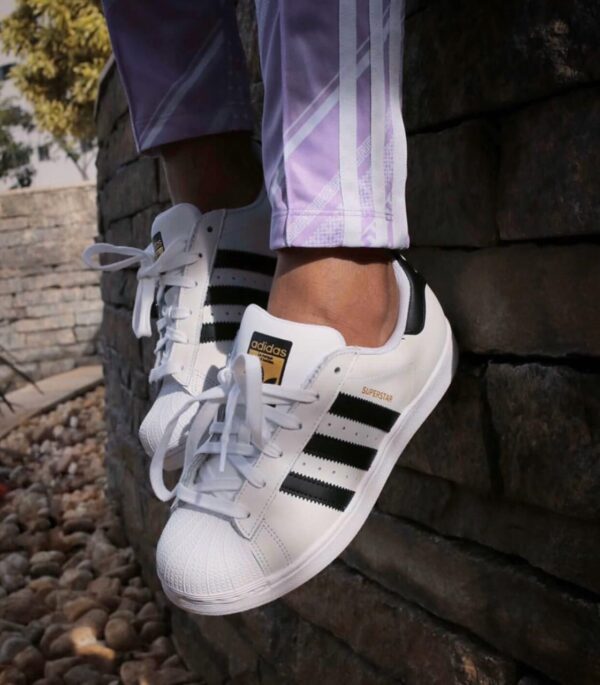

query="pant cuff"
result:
[269,207,409,250]
[134,108,255,155]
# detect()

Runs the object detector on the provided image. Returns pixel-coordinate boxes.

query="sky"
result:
[0,0,13,61]
[0,0,15,19]
[0,0,13,23]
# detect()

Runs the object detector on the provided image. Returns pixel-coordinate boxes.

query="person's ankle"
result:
[160,132,263,212]
[267,248,399,347]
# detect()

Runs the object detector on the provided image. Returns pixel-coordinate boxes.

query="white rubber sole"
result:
[160,322,458,615]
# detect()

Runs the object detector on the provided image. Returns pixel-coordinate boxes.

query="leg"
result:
[161,133,263,212]
[256,0,407,345]
[103,0,261,210]
[111,0,456,616]
[268,247,400,345]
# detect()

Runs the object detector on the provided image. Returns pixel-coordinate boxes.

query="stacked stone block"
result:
[96,1,600,682]
[0,184,101,390]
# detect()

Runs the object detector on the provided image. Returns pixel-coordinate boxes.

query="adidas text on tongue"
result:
[247,332,293,384]
[154,255,458,615]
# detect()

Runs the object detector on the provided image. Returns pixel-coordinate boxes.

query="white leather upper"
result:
[157,259,452,599]
[139,187,273,454]
[240,283,448,574]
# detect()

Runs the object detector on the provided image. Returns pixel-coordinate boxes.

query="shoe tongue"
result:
[232,305,346,388]
[191,305,346,501]
[150,203,202,258]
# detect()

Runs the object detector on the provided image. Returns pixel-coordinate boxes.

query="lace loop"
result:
[82,238,199,380]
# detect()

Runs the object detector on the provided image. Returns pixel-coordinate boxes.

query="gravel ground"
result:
[0,387,201,685]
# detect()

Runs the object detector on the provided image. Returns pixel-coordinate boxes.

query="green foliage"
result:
[0,0,111,146]
[0,91,34,187]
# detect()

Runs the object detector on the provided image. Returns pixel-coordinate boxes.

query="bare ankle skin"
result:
[268,248,399,347]
[160,132,263,212]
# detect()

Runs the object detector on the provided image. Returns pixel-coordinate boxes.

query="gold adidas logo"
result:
[249,340,289,358]
[247,332,293,385]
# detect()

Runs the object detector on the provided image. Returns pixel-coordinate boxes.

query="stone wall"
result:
[96,1,600,683]
[0,184,101,391]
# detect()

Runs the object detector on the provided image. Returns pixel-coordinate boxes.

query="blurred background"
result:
[0,2,598,685]
[0,0,108,397]
[0,0,105,190]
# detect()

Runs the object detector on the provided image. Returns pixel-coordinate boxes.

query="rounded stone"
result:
[0,667,26,685]
[119,660,154,685]
[44,656,81,680]
[0,635,30,664]
[88,576,121,609]
[122,586,151,604]
[62,596,101,623]
[63,517,95,535]
[106,563,138,582]
[30,562,62,578]
[47,632,74,659]
[0,522,20,552]
[104,617,138,651]
[150,636,174,658]
[74,608,109,639]
[140,621,167,643]
[2,588,45,624]
[59,568,94,590]
[39,624,67,656]
[117,598,138,614]
[32,550,65,565]
[1,552,29,574]
[137,602,161,622]
[1,572,26,593]
[13,645,45,681]
[63,664,105,685]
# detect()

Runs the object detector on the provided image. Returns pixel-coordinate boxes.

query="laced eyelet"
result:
[260,481,267,489]
[245,511,251,519]
[198,252,203,258]
[194,280,198,287]
[297,423,303,430]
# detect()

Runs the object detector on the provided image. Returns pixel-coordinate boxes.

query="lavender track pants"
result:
[103,0,409,250]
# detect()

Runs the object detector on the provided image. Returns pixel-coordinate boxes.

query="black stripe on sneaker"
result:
[280,472,354,511]
[328,393,400,432]
[200,321,239,343]
[205,285,269,308]
[303,433,377,471]
[213,250,276,276]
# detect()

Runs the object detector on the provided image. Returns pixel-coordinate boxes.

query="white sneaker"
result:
[83,187,274,466]
[151,255,457,615]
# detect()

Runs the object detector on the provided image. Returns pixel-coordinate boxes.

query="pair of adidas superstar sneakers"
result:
[83,187,456,616]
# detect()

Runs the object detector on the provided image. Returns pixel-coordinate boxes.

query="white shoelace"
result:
[82,240,198,381]
[150,353,318,519]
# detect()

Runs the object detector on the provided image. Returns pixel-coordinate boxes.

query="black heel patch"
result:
[395,253,426,335]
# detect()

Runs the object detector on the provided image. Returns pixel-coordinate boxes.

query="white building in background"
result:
[0,0,96,191]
